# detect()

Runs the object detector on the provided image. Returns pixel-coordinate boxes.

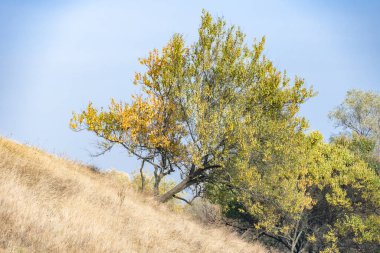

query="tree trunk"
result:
[153,176,161,196]
[139,160,145,192]
[153,166,161,196]
[291,243,296,253]
[158,163,219,203]
[158,176,193,203]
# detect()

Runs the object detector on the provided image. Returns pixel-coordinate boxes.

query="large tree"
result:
[70,10,313,202]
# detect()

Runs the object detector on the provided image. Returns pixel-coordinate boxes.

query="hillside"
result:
[0,137,267,253]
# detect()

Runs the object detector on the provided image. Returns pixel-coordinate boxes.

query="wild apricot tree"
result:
[70,11,313,202]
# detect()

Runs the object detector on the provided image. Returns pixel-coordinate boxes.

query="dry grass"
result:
[0,137,267,253]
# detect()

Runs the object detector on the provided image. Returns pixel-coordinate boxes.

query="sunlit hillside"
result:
[0,137,267,253]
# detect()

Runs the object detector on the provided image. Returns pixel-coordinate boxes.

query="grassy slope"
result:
[0,137,267,253]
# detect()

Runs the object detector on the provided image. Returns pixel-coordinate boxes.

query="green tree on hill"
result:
[70,10,313,203]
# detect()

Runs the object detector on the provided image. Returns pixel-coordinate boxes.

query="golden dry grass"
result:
[0,137,267,253]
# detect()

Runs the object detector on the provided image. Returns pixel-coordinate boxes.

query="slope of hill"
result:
[0,137,266,253]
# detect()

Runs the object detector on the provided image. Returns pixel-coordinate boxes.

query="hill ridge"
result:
[0,137,266,253]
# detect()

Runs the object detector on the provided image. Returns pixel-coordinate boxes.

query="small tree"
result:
[70,10,313,203]
[329,89,380,172]
[329,89,380,142]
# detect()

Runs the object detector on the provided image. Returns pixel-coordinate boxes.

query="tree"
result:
[70,10,313,203]
[69,11,380,252]
[206,132,380,252]
[329,89,380,172]
[329,89,380,143]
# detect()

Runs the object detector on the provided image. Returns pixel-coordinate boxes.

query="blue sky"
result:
[1,0,379,174]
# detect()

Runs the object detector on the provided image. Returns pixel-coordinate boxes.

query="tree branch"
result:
[173,195,193,205]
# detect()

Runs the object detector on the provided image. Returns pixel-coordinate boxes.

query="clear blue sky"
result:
[1,0,379,174]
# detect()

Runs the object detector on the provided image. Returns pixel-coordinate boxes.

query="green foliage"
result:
[329,90,380,174]
[329,89,380,146]
[207,132,380,252]
[70,10,313,204]
[331,134,380,173]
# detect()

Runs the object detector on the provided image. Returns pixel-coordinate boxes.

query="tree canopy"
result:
[329,89,380,143]
[70,10,313,202]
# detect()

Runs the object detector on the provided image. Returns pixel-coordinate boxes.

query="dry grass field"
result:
[0,137,267,253]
